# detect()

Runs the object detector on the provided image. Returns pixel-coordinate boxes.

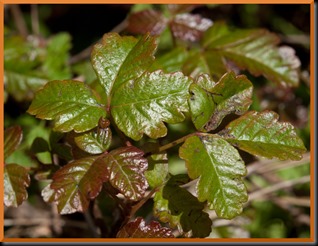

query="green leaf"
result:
[91,33,157,103]
[220,110,307,160]
[116,217,174,238]
[145,150,169,188]
[49,156,106,214]
[179,135,247,219]
[49,131,73,161]
[126,9,167,35]
[31,137,50,154]
[4,164,30,207]
[74,127,112,154]
[189,72,253,132]
[43,33,72,80]
[4,126,23,160]
[111,70,192,140]
[99,146,148,201]
[170,13,212,42]
[27,80,106,133]
[203,22,300,87]
[163,174,212,237]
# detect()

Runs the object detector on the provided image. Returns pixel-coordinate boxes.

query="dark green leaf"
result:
[163,174,212,237]
[4,164,30,207]
[179,135,247,219]
[170,13,212,42]
[203,22,300,87]
[4,126,23,160]
[117,217,174,238]
[49,156,106,214]
[27,80,106,133]
[31,137,50,154]
[111,70,192,140]
[91,33,157,103]
[126,9,167,35]
[74,127,112,154]
[220,110,307,160]
[189,72,253,131]
[99,146,148,201]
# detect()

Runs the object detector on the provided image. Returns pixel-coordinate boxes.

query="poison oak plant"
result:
[4,5,307,238]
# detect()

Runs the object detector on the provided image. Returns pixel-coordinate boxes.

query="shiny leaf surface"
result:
[27,80,106,133]
[50,156,106,214]
[117,217,174,238]
[91,33,157,103]
[220,111,307,160]
[179,135,247,219]
[203,22,300,87]
[100,146,148,201]
[189,72,253,131]
[111,70,192,140]
[4,164,30,207]
[4,126,23,160]
[163,174,212,237]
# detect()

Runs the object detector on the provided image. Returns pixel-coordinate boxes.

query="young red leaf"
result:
[170,13,213,42]
[189,72,253,132]
[116,217,174,238]
[4,164,30,207]
[220,110,307,160]
[127,9,167,35]
[100,146,148,201]
[27,80,106,133]
[49,156,106,214]
[179,135,248,219]
[111,70,192,141]
[4,126,23,160]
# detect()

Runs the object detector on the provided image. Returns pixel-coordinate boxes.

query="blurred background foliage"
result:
[4,4,311,238]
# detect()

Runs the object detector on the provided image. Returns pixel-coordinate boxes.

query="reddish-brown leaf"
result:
[127,9,167,35]
[117,217,174,238]
[4,126,23,160]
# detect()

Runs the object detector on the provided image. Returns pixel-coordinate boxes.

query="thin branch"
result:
[9,4,28,37]
[69,18,128,65]
[31,4,40,36]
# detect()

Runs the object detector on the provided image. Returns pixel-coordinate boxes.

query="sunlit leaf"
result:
[170,13,213,42]
[163,174,212,237]
[220,110,307,160]
[99,146,148,201]
[203,22,300,87]
[111,70,192,140]
[4,126,23,160]
[27,80,106,133]
[127,9,167,35]
[49,156,106,214]
[4,164,30,207]
[91,33,157,103]
[117,217,174,238]
[179,135,247,219]
[189,72,253,131]
[74,127,112,154]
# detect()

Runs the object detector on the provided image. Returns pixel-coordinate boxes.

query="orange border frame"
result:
[1,0,315,243]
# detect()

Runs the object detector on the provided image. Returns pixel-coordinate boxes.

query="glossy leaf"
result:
[189,72,253,132]
[117,217,174,238]
[4,164,30,207]
[203,22,300,87]
[220,111,307,160]
[163,174,212,237]
[74,127,112,154]
[27,80,106,133]
[127,9,167,35]
[145,150,169,188]
[179,135,247,219]
[111,70,192,140]
[170,13,213,42]
[99,146,148,201]
[91,33,157,103]
[4,126,23,160]
[49,156,106,214]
